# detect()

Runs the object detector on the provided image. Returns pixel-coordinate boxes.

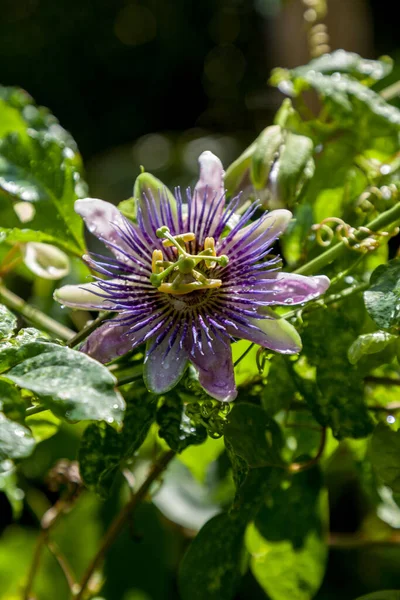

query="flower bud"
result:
[23,242,70,280]
[134,171,177,220]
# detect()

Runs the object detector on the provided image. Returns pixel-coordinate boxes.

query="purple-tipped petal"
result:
[53,281,115,309]
[225,314,302,354]
[194,151,225,223]
[143,329,189,394]
[75,198,135,262]
[225,209,292,252]
[267,273,330,305]
[187,332,237,402]
[81,320,135,363]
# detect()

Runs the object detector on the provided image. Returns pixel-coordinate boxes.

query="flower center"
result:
[149,226,229,296]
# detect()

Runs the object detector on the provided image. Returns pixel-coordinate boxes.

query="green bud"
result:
[134,171,177,221]
[275,132,314,206]
[224,141,257,197]
[250,125,284,191]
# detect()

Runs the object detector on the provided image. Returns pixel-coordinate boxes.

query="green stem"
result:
[0,283,74,341]
[294,202,400,275]
[67,311,114,348]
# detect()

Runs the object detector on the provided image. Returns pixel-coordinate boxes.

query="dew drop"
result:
[387,415,395,424]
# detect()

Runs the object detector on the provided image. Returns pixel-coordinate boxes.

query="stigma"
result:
[149,227,228,296]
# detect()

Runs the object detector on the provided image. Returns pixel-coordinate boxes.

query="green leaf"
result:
[224,403,284,467]
[246,467,328,600]
[179,466,284,600]
[370,423,400,493]
[0,378,26,421]
[275,132,314,205]
[0,131,86,254]
[271,69,400,135]
[0,328,48,373]
[291,50,392,81]
[301,306,374,438]
[364,258,400,330]
[25,410,61,443]
[0,304,17,340]
[79,385,157,495]
[79,422,123,496]
[2,338,125,424]
[0,86,87,254]
[348,331,397,364]
[0,461,24,518]
[178,513,247,600]
[157,395,207,453]
[262,355,297,416]
[0,413,35,461]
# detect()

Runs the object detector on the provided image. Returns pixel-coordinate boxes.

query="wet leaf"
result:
[224,403,284,467]
[301,306,373,438]
[291,50,392,81]
[0,86,87,254]
[157,394,207,453]
[2,339,125,423]
[364,258,400,330]
[0,413,35,461]
[348,331,397,364]
[78,385,157,495]
[0,305,17,340]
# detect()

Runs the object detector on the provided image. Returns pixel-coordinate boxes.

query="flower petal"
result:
[54,281,115,309]
[267,273,330,305]
[194,151,225,221]
[143,329,189,394]
[224,209,292,252]
[75,198,134,261]
[187,332,237,402]
[80,321,134,363]
[225,313,302,354]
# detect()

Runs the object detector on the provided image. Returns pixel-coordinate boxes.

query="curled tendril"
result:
[312,217,399,253]
[185,399,231,439]
[357,184,399,213]
[256,348,274,375]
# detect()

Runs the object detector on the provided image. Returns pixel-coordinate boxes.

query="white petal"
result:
[53,281,117,309]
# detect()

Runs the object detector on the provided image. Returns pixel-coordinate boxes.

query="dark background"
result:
[1,0,398,200]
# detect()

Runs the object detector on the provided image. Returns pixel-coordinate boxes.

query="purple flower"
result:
[55,152,329,402]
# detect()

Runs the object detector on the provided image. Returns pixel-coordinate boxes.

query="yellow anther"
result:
[152,249,164,274]
[162,232,195,247]
[204,237,216,256]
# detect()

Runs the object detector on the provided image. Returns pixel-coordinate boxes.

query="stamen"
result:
[151,227,229,295]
